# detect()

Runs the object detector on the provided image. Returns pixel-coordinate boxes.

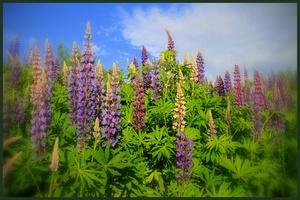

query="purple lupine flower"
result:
[9,38,21,88]
[101,65,122,147]
[149,64,162,101]
[94,63,106,122]
[68,63,80,123]
[166,30,175,51]
[252,106,262,139]
[45,39,56,82]
[253,70,265,110]
[132,72,145,130]
[141,45,148,66]
[176,133,193,182]
[196,51,205,84]
[233,64,244,107]
[133,57,139,68]
[244,67,251,103]
[224,70,232,94]
[14,97,24,125]
[74,21,98,148]
[31,69,50,156]
[214,75,225,96]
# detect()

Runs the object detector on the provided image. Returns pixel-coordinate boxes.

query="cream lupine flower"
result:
[173,82,186,133]
[178,69,185,84]
[94,61,103,79]
[208,110,217,136]
[50,137,59,172]
[190,58,199,82]
[128,63,137,79]
[183,53,191,67]
[93,117,101,140]
[62,61,69,83]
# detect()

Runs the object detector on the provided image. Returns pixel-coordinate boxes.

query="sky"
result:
[3,3,297,80]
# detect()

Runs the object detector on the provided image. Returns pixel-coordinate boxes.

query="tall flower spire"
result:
[30,68,50,156]
[149,63,162,101]
[71,41,80,66]
[132,72,145,130]
[224,70,232,94]
[94,62,106,121]
[173,82,186,133]
[244,66,251,103]
[133,57,139,68]
[190,59,199,82]
[207,110,217,136]
[196,51,205,84]
[101,64,122,147]
[253,70,265,110]
[141,45,148,66]
[45,39,58,82]
[214,75,225,96]
[166,29,175,51]
[233,64,243,107]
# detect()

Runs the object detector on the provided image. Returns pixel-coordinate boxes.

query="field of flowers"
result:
[3,22,297,197]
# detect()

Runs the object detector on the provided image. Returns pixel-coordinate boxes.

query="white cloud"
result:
[92,43,108,56]
[119,3,297,80]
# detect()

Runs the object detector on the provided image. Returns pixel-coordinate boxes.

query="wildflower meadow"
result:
[3,21,297,197]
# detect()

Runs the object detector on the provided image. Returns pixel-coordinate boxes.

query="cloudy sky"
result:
[3,3,297,80]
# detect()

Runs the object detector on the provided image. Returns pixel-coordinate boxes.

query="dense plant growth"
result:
[3,22,297,197]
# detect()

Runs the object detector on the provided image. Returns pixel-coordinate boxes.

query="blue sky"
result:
[3,3,297,80]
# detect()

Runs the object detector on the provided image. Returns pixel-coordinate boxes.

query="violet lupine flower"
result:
[9,38,21,88]
[244,67,251,103]
[253,71,265,110]
[141,45,148,66]
[224,70,232,94]
[14,97,24,125]
[233,64,244,107]
[149,66,162,101]
[214,75,225,96]
[196,51,205,84]
[68,62,81,124]
[166,30,175,51]
[133,57,139,68]
[101,65,122,147]
[132,73,146,130]
[31,69,50,156]
[74,21,98,148]
[176,133,193,182]
[94,62,106,121]
[252,107,262,139]
[45,39,56,82]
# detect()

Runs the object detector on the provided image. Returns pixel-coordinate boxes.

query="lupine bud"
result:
[196,51,205,84]
[178,69,185,84]
[233,65,244,107]
[50,137,59,172]
[173,82,186,133]
[254,70,265,110]
[101,64,122,147]
[62,61,69,84]
[226,98,231,126]
[208,110,217,136]
[214,75,225,96]
[175,133,193,182]
[132,73,146,130]
[244,67,251,103]
[71,41,80,66]
[224,70,232,94]
[166,29,175,51]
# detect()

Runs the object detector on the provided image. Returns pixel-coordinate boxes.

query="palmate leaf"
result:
[207,182,245,197]
[219,155,258,181]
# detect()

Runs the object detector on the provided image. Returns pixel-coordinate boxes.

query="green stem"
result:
[26,166,42,195]
[48,173,54,197]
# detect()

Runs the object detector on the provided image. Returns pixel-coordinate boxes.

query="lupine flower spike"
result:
[50,137,59,172]
[254,70,265,110]
[190,58,199,82]
[244,66,251,103]
[224,70,232,94]
[207,110,217,136]
[196,51,205,84]
[132,72,146,130]
[214,75,225,96]
[233,64,243,107]
[94,62,106,121]
[166,29,175,51]
[173,82,186,133]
